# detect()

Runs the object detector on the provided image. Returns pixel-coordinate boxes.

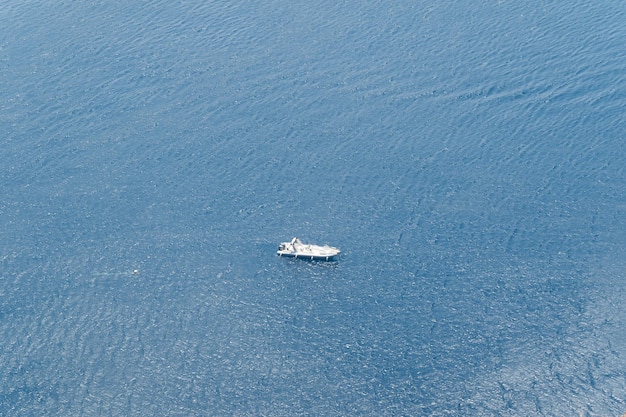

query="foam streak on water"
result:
[1,1,626,415]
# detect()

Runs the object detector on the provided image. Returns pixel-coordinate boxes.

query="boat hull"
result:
[277,252,340,261]
[277,238,341,261]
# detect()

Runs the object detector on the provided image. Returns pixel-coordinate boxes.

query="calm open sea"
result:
[1,1,625,415]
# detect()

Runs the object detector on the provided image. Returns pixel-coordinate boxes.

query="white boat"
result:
[277,237,341,261]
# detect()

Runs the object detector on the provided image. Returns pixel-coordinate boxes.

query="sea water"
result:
[1,1,625,415]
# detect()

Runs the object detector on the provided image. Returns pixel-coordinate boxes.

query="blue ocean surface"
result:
[1,1,625,415]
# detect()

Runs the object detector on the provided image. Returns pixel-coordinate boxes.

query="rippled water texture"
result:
[1,1,625,415]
